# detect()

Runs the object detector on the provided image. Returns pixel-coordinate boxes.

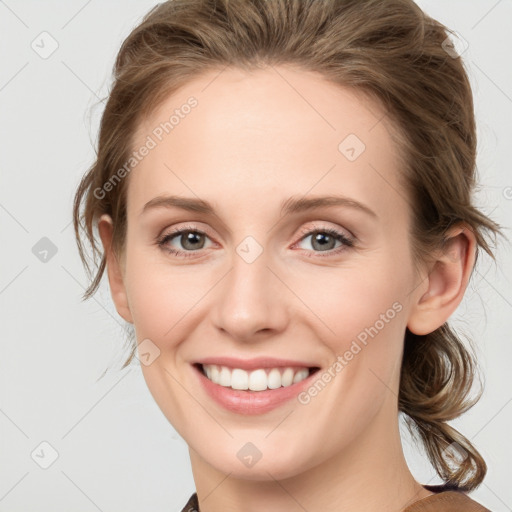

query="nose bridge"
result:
[212,238,288,340]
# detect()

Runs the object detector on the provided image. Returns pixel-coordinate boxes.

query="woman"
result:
[73,0,502,510]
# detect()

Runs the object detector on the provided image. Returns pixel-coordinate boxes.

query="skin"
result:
[98,65,476,512]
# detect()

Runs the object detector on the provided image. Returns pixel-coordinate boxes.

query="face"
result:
[107,66,426,480]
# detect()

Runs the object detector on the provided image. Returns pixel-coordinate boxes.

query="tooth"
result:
[231,368,249,390]
[202,364,312,390]
[293,368,309,383]
[281,367,294,387]
[267,368,282,389]
[210,365,220,384]
[248,369,268,391]
[219,366,231,387]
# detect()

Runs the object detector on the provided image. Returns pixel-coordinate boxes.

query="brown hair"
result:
[73,0,504,492]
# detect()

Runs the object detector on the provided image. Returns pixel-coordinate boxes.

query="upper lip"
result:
[195,357,320,371]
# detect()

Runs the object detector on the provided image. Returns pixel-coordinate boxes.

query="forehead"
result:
[128,66,407,222]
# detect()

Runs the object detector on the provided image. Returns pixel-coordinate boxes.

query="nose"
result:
[210,249,290,343]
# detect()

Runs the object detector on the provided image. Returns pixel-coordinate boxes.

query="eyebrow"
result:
[140,194,377,218]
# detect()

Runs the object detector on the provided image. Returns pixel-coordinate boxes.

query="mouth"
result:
[191,355,323,414]
[194,363,320,392]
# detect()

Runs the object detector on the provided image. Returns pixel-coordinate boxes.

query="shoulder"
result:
[180,492,199,512]
[404,489,491,512]
[180,489,490,512]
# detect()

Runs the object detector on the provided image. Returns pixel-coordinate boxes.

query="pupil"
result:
[313,232,334,251]
[183,231,203,250]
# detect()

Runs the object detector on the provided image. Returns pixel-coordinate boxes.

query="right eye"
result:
[156,224,215,258]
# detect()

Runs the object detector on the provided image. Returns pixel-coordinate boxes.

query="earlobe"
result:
[98,214,133,324]
[407,225,476,336]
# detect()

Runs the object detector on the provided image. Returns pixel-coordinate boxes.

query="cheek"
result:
[123,245,218,345]
[291,262,408,439]
[296,253,410,400]
[297,256,408,342]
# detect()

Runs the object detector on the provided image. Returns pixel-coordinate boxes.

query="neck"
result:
[188,400,433,512]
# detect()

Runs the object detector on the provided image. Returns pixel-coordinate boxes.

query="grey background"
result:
[1,1,511,510]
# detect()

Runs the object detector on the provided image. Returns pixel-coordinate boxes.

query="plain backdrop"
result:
[1,1,511,511]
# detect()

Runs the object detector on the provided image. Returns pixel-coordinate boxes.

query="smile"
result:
[193,361,321,415]
[201,364,313,391]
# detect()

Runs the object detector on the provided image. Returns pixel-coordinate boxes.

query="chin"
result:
[195,439,317,481]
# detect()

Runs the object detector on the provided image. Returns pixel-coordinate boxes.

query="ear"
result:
[98,214,133,324]
[407,224,476,335]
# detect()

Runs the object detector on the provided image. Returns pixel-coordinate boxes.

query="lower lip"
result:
[193,365,318,415]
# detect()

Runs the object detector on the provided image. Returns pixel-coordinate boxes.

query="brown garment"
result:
[179,484,491,511]
[402,484,491,512]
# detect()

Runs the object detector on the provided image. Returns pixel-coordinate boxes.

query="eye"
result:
[156,224,214,258]
[293,225,354,257]
[156,223,355,259]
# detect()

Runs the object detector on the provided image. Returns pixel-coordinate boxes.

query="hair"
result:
[73,0,504,493]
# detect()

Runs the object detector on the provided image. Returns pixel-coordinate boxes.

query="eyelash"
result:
[155,223,355,259]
